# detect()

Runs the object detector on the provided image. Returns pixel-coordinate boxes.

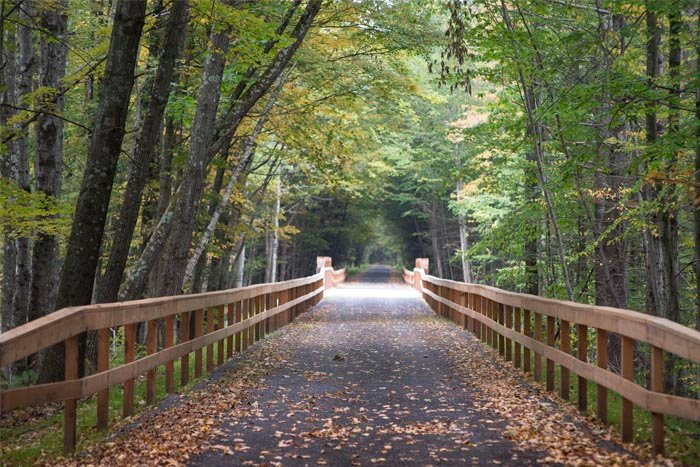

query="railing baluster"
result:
[621,335,634,442]
[546,315,555,392]
[498,303,504,357]
[480,296,487,343]
[181,311,190,387]
[63,335,79,453]
[206,307,215,371]
[146,319,157,404]
[534,312,542,382]
[123,323,136,417]
[505,305,512,362]
[514,307,521,368]
[235,301,242,353]
[560,319,570,400]
[227,303,234,359]
[165,315,175,394]
[241,299,248,351]
[218,306,225,366]
[523,309,531,374]
[650,345,664,455]
[577,324,588,412]
[259,294,266,339]
[194,309,203,378]
[96,327,110,430]
[596,328,608,422]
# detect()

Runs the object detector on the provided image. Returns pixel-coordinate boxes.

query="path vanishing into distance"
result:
[69,266,640,466]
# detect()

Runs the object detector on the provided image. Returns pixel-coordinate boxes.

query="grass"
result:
[345,263,370,276]
[1,337,235,466]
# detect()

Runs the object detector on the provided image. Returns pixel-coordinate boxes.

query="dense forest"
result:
[0,0,698,415]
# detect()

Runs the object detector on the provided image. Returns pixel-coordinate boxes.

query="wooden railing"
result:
[332,268,346,285]
[0,261,345,452]
[404,261,700,456]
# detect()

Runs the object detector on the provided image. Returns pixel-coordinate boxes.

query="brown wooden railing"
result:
[0,259,345,452]
[404,259,700,456]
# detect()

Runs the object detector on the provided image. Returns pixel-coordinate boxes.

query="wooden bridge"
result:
[1,258,699,463]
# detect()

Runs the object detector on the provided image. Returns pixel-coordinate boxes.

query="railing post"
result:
[533,312,542,382]
[505,305,512,362]
[96,327,110,430]
[241,299,249,351]
[226,303,234,359]
[165,315,175,394]
[206,308,215,371]
[414,258,428,292]
[146,319,157,404]
[218,306,225,366]
[560,319,570,400]
[63,335,79,453]
[596,328,608,422]
[621,336,634,442]
[181,311,190,387]
[650,345,664,455]
[194,309,203,378]
[577,324,588,412]
[523,309,531,374]
[235,301,242,353]
[513,307,521,368]
[498,303,505,357]
[123,323,136,417]
[317,257,334,290]
[546,315,555,392]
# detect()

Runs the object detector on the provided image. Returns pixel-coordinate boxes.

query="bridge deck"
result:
[73,266,636,465]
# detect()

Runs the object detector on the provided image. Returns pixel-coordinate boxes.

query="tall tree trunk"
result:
[1,20,18,333]
[182,78,282,288]
[429,200,444,278]
[29,0,68,329]
[10,1,34,331]
[234,244,246,288]
[660,3,682,393]
[97,1,189,303]
[265,180,281,283]
[499,0,569,299]
[121,0,322,298]
[38,0,146,383]
[695,7,700,333]
[156,23,230,296]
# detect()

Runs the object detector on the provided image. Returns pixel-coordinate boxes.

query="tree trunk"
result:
[182,78,282,288]
[11,1,34,330]
[234,244,246,288]
[265,180,281,283]
[429,200,444,278]
[29,0,68,330]
[38,0,146,383]
[1,21,18,333]
[660,2,682,393]
[97,1,189,303]
[122,0,322,298]
[695,8,700,333]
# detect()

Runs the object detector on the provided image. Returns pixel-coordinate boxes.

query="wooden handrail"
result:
[420,274,700,363]
[0,274,322,366]
[404,266,700,456]
[0,266,345,453]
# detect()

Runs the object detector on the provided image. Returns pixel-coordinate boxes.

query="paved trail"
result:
[189,266,624,466]
[70,265,639,466]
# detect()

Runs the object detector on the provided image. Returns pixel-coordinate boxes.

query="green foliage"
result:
[0,178,72,239]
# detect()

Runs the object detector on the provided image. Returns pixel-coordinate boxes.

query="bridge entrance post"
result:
[317,256,334,290]
[414,258,428,292]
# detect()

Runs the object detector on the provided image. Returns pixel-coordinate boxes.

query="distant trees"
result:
[384,0,698,397]
[0,0,437,383]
